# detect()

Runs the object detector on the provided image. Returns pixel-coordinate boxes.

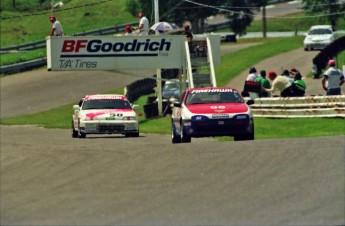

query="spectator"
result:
[292,72,307,96]
[262,71,294,97]
[246,67,259,81]
[124,25,133,36]
[136,12,149,35]
[289,67,298,76]
[255,70,271,97]
[282,69,294,84]
[182,25,193,52]
[49,16,63,36]
[322,59,345,95]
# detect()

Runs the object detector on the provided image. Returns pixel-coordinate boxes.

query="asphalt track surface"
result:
[1,46,345,225]
[1,126,344,225]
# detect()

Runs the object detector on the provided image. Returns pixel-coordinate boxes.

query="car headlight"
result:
[80,115,92,121]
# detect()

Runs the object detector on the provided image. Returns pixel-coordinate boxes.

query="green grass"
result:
[216,36,304,86]
[1,0,136,47]
[247,12,345,33]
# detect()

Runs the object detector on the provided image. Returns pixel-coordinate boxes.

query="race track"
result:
[1,43,344,225]
[1,125,344,225]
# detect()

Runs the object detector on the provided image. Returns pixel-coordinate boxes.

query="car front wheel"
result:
[171,122,181,144]
[180,120,191,143]
[72,120,78,138]
[77,121,86,138]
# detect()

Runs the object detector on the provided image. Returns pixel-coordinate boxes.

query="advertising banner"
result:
[47,36,186,71]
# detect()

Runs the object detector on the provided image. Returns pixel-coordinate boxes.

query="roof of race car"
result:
[84,94,127,101]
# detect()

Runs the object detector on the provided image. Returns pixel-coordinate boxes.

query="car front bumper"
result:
[182,117,253,137]
[80,121,138,134]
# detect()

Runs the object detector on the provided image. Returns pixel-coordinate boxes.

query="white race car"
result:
[171,87,255,143]
[72,94,139,138]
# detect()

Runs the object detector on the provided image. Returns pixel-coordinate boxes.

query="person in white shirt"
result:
[137,12,149,36]
[246,67,259,81]
[49,16,63,36]
[322,59,345,95]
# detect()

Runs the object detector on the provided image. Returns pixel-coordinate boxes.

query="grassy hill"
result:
[0,0,136,47]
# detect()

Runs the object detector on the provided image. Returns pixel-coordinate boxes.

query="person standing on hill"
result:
[124,25,133,36]
[182,25,193,52]
[136,12,149,36]
[322,59,344,95]
[49,16,63,36]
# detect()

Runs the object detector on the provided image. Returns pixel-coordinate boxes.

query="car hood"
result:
[186,103,249,114]
[81,109,135,120]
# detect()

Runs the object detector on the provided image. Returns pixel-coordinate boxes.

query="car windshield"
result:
[164,82,179,90]
[82,99,132,110]
[185,90,244,104]
[308,28,332,35]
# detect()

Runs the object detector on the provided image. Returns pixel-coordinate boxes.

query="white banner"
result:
[47,36,186,71]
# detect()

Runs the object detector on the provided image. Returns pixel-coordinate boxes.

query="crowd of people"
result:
[242,58,344,98]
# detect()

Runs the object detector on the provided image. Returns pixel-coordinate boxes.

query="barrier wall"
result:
[246,95,345,118]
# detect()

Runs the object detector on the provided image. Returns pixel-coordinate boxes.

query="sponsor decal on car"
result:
[84,95,125,100]
[190,88,237,93]
[85,109,132,120]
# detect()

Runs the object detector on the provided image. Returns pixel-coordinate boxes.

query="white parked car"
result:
[72,94,139,138]
[303,25,335,51]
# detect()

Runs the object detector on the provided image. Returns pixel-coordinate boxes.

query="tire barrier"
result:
[143,99,172,119]
[125,78,157,103]
[245,95,345,118]
[312,36,345,78]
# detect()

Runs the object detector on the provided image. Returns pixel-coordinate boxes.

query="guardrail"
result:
[247,95,345,118]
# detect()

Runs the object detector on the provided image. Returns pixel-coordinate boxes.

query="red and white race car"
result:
[171,87,255,143]
[72,94,139,138]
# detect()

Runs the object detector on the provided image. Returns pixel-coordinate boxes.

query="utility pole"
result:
[154,0,163,116]
[262,5,267,38]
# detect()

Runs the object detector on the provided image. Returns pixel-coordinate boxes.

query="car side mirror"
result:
[132,104,139,110]
[73,104,80,110]
[173,102,182,108]
[246,100,254,105]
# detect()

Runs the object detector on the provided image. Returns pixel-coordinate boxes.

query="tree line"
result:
[126,0,345,35]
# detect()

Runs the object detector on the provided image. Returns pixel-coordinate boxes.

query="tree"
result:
[125,0,225,34]
[250,0,269,38]
[301,0,345,29]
